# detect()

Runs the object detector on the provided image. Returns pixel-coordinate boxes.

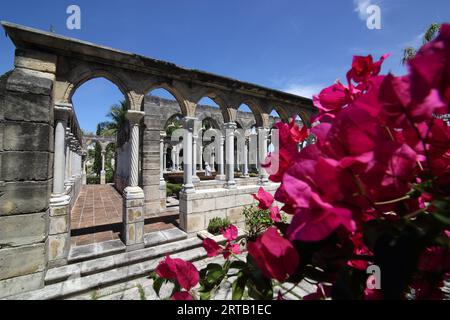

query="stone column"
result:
[100,149,106,185]
[122,110,145,251]
[163,145,167,172]
[49,103,73,267]
[181,117,195,193]
[64,131,72,185]
[211,148,216,172]
[243,137,249,178]
[160,132,166,184]
[225,122,237,188]
[258,127,269,185]
[216,134,226,181]
[199,145,204,171]
[192,135,200,183]
[82,152,87,185]
[171,146,176,171]
[175,144,180,171]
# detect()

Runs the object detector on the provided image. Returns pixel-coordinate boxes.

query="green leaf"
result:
[207,268,225,286]
[433,212,450,225]
[229,260,247,270]
[199,289,211,300]
[170,282,181,298]
[153,277,165,297]
[232,272,247,300]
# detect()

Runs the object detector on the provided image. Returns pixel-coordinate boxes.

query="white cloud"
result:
[282,84,324,99]
[354,0,373,20]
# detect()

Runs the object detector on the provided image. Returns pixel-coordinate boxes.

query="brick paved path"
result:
[70,185,179,246]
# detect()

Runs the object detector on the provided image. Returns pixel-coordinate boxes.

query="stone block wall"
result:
[142,101,165,216]
[179,183,279,235]
[0,49,56,298]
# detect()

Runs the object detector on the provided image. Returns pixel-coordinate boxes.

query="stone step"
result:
[7,244,206,300]
[144,227,187,247]
[44,237,202,286]
[68,239,126,263]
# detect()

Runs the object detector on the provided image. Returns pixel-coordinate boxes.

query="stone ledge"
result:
[68,239,126,263]
[45,237,202,285]
[7,246,207,300]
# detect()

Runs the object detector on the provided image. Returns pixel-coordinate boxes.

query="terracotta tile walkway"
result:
[70,184,179,246]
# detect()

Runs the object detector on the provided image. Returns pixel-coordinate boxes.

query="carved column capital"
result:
[126,110,145,126]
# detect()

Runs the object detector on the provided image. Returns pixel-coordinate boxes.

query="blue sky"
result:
[1,0,449,132]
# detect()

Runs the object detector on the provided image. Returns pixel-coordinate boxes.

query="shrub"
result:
[243,205,285,240]
[207,217,231,236]
[166,183,182,198]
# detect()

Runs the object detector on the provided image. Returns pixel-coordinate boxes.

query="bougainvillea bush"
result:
[151,24,450,300]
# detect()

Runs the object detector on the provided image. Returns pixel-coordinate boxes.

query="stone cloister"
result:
[0,22,315,298]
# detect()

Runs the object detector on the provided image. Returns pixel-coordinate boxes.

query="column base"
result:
[122,186,145,250]
[182,184,195,194]
[258,176,269,186]
[225,181,237,189]
[215,174,226,181]
[100,171,106,185]
[82,173,87,185]
[192,175,200,183]
[48,197,71,266]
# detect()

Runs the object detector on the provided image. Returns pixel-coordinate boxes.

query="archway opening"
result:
[197,97,223,178]
[141,88,186,232]
[70,77,126,248]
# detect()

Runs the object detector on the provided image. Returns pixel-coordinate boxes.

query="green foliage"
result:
[90,290,99,300]
[87,176,100,185]
[402,23,441,64]
[243,205,284,240]
[207,217,231,235]
[137,284,147,300]
[166,183,182,198]
[105,100,128,135]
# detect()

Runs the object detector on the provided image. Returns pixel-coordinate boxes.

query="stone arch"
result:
[143,82,190,116]
[270,105,289,123]
[234,99,265,128]
[195,91,231,123]
[61,67,135,110]
[199,116,221,130]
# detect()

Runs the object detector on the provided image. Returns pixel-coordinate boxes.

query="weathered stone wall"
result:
[179,183,279,235]
[0,49,57,298]
[143,99,165,215]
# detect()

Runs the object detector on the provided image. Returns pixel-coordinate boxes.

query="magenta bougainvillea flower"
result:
[155,255,199,291]
[252,187,274,210]
[269,206,282,223]
[171,291,194,300]
[247,227,299,281]
[222,225,238,242]
[203,238,221,257]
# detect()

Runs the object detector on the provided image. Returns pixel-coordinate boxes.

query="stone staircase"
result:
[5,232,205,300]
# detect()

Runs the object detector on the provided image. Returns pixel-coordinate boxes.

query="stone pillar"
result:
[258,127,269,185]
[225,122,237,188]
[175,144,180,171]
[243,137,249,178]
[160,133,166,184]
[48,103,73,268]
[211,148,216,172]
[216,134,226,181]
[163,145,167,172]
[100,150,106,185]
[192,135,200,183]
[171,146,176,171]
[122,110,145,251]
[199,145,204,171]
[181,117,195,193]
[64,131,72,185]
[82,153,87,185]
